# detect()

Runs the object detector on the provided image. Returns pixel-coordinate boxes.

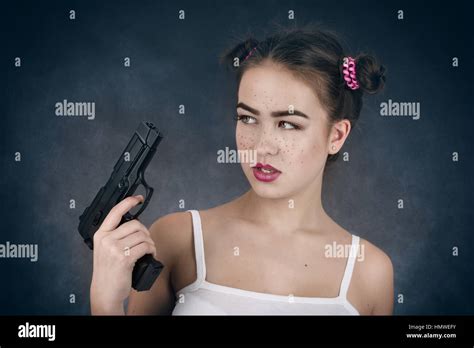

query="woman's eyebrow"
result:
[236,102,309,119]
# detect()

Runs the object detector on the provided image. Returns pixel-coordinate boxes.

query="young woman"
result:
[90,25,394,315]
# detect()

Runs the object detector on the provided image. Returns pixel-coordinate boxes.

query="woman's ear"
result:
[328,119,351,154]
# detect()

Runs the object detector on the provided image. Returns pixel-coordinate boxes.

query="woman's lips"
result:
[252,162,281,183]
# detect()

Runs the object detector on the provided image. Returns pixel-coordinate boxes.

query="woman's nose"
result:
[254,129,279,157]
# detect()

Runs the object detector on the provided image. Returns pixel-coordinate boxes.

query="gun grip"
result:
[132,254,164,291]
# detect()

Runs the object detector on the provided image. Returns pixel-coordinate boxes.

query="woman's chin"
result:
[248,180,291,200]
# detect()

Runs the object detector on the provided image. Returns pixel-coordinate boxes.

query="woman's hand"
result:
[90,195,157,315]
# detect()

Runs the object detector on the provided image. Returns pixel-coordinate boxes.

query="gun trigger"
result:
[92,211,103,226]
[123,212,134,222]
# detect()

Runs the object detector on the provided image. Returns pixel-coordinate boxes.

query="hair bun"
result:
[355,54,386,94]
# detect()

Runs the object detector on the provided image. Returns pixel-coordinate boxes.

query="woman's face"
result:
[236,61,342,200]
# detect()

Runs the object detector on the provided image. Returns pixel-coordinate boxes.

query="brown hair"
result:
[219,23,386,163]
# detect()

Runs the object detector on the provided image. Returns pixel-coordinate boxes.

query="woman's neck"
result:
[235,179,332,235]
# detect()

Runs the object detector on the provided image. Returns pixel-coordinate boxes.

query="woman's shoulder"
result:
[354,236,394,314]
[147,205,229,266]
[147,211,195,269]
[329,224,393,285]
[356,237,393,279]
[147,206,230,294]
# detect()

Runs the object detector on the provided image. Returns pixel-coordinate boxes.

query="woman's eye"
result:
[278,121,300,130]
[235,115,257,124]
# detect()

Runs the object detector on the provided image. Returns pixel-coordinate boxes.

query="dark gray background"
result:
[1,0,472,315]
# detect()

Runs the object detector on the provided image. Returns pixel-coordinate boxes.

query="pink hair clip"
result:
[243,46,258,62]
[342,56,360,90]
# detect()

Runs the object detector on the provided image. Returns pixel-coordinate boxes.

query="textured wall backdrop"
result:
[1,0,472,315]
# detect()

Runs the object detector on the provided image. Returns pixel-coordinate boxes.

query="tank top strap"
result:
[338,234,360,299]
[187,210,207,283]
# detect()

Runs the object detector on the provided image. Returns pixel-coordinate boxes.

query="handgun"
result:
[78,121,164,291]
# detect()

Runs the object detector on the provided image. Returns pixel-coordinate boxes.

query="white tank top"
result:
[172,210,360,315]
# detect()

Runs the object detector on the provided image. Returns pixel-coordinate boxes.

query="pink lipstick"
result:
[252,162,281,182]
